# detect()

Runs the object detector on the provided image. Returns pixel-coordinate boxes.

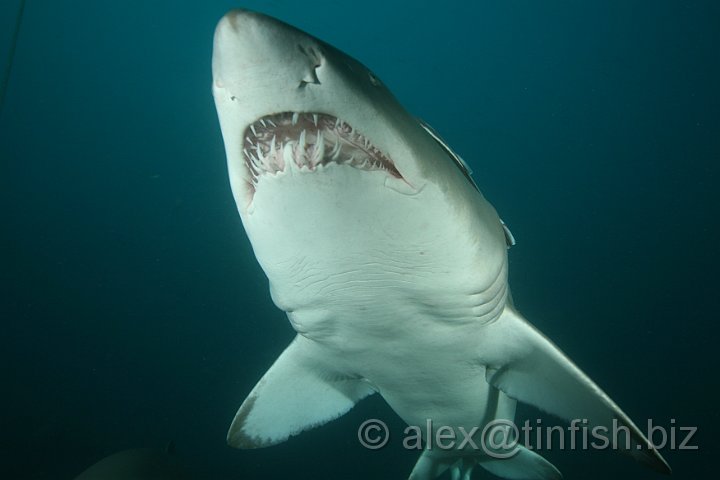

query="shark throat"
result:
[242,112,401,193]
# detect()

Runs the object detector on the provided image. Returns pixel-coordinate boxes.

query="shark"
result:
[73,445,192,480]
[211,9,671,479]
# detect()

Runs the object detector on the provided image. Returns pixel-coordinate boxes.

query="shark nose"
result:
[215,9,258,41]
[213,10,263,87]
[216,9,284,40]
[213,9,289,66]
[214,9,323,93]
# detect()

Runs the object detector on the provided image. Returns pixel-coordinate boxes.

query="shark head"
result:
[212,9,482,215]
[212,8,508,324]
[212,8,510,321]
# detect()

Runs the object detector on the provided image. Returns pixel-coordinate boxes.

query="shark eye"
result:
[368,72,381,87]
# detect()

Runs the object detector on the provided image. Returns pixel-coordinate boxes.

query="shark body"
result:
[73,447,192,480]
[211,10,670,479]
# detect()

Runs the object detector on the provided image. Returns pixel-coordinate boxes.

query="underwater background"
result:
[1,0,718,478]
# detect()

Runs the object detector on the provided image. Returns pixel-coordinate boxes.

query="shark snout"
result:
[214,9,273,40]
[213,9,322,93]
[212,10,262,87]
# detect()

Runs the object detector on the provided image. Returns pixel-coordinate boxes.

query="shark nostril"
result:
[299,68,321,88]
[297,44,323,88]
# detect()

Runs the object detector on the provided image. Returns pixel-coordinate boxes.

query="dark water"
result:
[2,0,717,478]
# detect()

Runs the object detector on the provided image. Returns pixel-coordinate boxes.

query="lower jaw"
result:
[243,161,419,215]
[247,162,395,215]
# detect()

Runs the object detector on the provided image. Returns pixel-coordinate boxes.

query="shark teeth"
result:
[298,129,306,153]
[242,112,401,184]
[282,142,295,170]
[312,130,325,167]
[330,137,342,160]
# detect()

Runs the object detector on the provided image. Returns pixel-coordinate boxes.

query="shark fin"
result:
[409,445,560,480]
[408,451,455,480]
[477,445,562,479]
[409,390,559,480]
[479,306,671,474]
[227,335,375,448]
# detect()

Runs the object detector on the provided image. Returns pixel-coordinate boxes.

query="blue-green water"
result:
[1,0,717,478]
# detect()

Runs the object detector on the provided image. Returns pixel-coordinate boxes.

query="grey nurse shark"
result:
[212,9,671,480]
[73,446,192,480]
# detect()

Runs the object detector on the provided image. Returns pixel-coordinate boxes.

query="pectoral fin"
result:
[479,306,671,474]
[227,334,375,448]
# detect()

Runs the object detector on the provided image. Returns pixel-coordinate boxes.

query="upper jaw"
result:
[218,105,432,215]
[241,111,403,194]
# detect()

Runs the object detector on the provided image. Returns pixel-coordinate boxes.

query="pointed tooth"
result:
[255,144,264,168]
[298,129,307,152]
[267,119,277,127]
[296,130,308,166]
[292,112,299,125]
[313,131,325,165]
[269,135,277,157]
[250,125,257,137]
[269,136,282,171]
[260,119,267,128]
[331,138,342,160]
[247,153,260,175]
[283,142,296,169]
[313,114,318,126]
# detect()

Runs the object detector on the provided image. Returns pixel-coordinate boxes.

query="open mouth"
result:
[242,112,401,192]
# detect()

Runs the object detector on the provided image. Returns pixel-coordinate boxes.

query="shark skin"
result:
[212,9,671,479]
[73,447,192,480]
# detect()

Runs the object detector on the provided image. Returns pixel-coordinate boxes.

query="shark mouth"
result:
[242,112,401,193]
